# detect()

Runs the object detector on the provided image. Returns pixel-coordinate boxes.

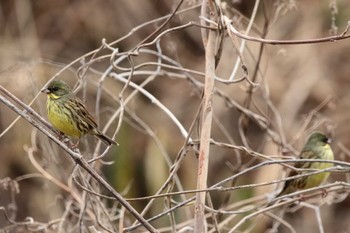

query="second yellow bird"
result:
[275,132,333,198]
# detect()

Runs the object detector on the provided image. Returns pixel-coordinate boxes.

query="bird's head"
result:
[41,80,72,99]
[307,132,332,147]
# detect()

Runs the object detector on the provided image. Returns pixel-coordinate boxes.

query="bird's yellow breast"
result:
[303,144,334,189]
[46,97,82,137]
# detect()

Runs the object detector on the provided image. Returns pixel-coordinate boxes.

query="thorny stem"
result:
[194,0,218,232]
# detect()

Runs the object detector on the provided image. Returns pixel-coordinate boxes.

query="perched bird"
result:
[275,132,334,199]
[41,80,117,146]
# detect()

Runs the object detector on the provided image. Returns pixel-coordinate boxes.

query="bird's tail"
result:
[94,131,117,146]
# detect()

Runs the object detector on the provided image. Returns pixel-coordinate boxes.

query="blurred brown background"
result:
[1,0,350,232]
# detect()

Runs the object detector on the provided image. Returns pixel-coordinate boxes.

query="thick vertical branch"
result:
[194,0,217,232]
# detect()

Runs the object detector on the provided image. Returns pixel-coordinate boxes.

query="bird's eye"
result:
[51,86,59,92]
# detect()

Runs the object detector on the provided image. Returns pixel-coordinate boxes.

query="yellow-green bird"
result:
[275,132,333,198]
[41,80,117,146]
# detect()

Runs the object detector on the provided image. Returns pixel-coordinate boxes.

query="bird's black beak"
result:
[41,87,50,94]
[327,137,333,144]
